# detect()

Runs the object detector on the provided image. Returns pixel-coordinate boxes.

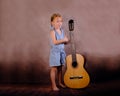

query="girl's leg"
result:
[58,65,66,88]
[50,66,59,91]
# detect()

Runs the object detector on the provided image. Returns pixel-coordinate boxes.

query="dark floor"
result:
[0,79,120,96]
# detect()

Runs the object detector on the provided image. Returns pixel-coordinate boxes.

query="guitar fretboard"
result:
[70,31,76,62]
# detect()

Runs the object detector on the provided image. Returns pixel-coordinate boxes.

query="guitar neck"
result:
[70,31,76,61]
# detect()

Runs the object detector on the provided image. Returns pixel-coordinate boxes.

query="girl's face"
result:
[51,17,63,29]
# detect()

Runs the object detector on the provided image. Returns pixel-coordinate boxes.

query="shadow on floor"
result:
[0,79,120,96]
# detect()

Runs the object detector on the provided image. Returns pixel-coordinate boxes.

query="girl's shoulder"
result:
[50,29,55,33]
[50,30,56,37]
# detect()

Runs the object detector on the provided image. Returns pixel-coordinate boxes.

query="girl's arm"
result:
[50,30,68,45]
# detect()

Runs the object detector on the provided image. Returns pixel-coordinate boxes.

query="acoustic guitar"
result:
[64,19,90,89]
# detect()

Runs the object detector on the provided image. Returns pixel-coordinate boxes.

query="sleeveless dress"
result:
[49,29,66,67]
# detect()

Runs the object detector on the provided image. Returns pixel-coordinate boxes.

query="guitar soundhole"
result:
[72,61,77,68]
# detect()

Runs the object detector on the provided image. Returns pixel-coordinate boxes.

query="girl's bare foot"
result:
[52,87,60,91]
[59,83,66,88]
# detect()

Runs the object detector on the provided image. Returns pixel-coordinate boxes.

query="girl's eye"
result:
[57,21,62,23]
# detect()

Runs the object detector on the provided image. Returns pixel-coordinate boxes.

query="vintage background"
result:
[0,0,120,85]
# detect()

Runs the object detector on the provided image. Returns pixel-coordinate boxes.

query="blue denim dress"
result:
[49,29,66,67]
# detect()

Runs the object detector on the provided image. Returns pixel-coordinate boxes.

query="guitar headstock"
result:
[69,19,74,31]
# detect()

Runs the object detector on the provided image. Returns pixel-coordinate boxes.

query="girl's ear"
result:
[51,21,54,26]
[51,21,55,29]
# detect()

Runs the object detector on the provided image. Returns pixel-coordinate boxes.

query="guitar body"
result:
[64,54,90,89]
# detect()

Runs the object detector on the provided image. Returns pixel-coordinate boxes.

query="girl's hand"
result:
[64,36,69,43]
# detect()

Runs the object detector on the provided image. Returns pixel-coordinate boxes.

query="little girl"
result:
[49,13,69,91]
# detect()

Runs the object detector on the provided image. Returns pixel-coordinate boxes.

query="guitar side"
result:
[64,54,90,89]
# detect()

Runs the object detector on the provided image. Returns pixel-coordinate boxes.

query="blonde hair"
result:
[51,13,62,22]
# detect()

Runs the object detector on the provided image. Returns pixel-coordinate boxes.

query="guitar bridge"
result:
[70,76,83,79]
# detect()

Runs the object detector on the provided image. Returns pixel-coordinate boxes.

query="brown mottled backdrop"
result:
[0,0,120,84]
